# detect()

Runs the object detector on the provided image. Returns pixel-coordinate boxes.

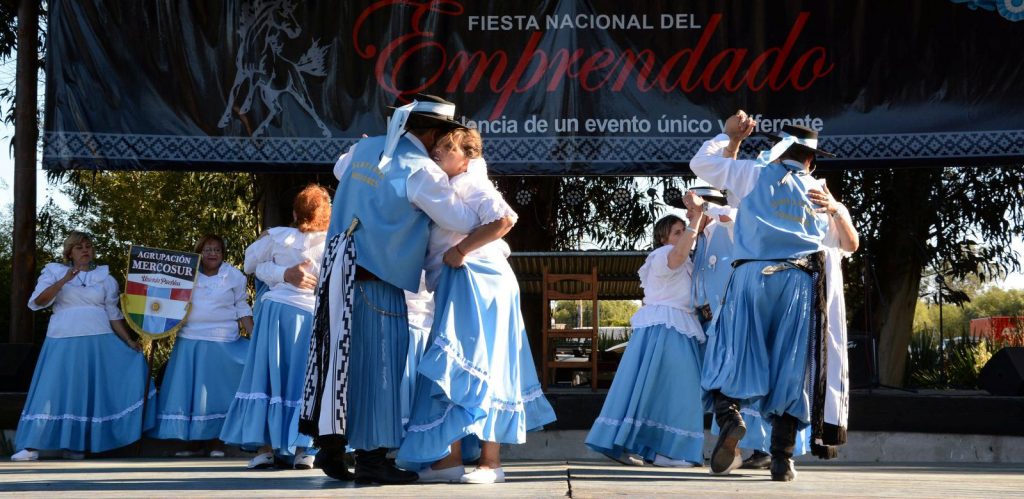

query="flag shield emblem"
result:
[120,245,201,339]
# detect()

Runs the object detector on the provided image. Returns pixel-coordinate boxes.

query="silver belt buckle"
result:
[762,262,796,275]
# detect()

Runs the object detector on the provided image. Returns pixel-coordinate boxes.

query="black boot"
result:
[740,450,772,470]
[314,434,355,481]
[354,448,418,485]
[710,391,746,475]
[769,414,798,482]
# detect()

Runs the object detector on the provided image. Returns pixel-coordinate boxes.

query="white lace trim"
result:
[484,385,546,412]
[474,199,518,227]
[233,392,302,408]
[630,305,706,343]
[593,416,703,439]
[405,386,548,433]
[20,389,156,424]
[157,412,228,422]
[406,403,455,433]
[740,407,764,419]
[432,336,489,381]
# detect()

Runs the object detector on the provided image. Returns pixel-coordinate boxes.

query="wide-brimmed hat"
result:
[389,93,465,130]
[761,124,835,158]
[688,186,728,206]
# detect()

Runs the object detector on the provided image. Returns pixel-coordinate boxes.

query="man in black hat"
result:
[689,111,858,481]
[299,94,485,484]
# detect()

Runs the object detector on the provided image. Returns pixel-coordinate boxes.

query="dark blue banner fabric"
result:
[43,1,1024,174]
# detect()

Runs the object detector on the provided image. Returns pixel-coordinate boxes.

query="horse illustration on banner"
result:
[218,0,331,137]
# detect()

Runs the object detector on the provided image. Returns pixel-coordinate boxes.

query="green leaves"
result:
[50,170,260,284]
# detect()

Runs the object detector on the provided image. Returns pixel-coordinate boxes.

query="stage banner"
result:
[120,245,201,340]
[43,0,1024,175]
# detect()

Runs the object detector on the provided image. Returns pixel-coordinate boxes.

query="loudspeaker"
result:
[978,347,1024,396]
[847,333,875,388]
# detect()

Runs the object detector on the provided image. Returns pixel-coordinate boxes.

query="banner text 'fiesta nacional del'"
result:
[43,1,1024,175]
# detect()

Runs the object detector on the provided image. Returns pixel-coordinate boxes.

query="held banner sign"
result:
[43,1,1024,175]
[120,246,201,340]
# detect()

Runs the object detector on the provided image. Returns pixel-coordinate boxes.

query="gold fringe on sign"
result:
[120,293,193,341]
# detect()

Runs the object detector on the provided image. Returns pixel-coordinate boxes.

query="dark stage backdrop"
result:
[42,0,1024,174]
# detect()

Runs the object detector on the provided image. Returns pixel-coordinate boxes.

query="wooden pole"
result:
[10,0,40,343]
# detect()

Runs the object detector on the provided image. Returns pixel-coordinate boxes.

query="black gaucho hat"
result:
[389,93,466,131]
[762,124,835,158]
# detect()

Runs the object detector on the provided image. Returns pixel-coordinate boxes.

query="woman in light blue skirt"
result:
[397,130,555,484]
[149,234,253,456]
[586,208,708,468]
[13,231,154,461]
[219,184,329,469]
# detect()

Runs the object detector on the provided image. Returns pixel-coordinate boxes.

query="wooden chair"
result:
[541,266,599,390]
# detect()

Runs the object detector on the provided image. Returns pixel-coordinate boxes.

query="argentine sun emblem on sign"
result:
[120,245,201,340]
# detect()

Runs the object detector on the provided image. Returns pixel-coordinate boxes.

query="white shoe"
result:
[416,465,465,483]
[11,449,38,461]
[653,454,698,468]
[460,467,505,484]
[246,452,275,469]
[174,450,203,458]
[62,451,85,460]
[208,450,226,458]
[293,451,315,470]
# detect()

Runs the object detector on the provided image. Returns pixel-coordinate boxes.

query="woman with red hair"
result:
[220,184,330,470]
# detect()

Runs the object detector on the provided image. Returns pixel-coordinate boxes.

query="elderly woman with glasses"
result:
[12,231,154,461]
[149,234,254,457]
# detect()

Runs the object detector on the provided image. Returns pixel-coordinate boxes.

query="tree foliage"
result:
[52,170,261,281]
[496,176,689,251]
[551,299,640,328]
[1,197,82,336]
[0,1,47,131]
[831,166,1024,385]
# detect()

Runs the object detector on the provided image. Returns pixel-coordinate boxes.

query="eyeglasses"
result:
[202,248,223,254]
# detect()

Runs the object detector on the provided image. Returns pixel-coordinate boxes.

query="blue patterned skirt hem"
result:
[396,258,556,465]
[149,337,248,441]
[15,333,156,453]
[585,324,705,463]
[218,300,314,455]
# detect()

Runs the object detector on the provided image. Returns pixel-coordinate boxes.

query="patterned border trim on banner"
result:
[43,132,358,164]
[43,130,1024,166]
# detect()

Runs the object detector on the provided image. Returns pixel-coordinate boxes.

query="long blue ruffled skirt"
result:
[345,281,410,451]
[149,337,248,441]
[585,324,705,463]
[219,300,313,455]
[701,262,814,425]
[15,333,156,453]
[397,258,556,466]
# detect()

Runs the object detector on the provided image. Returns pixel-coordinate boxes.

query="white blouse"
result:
[244,227,326,312]
[424,158,517,290]
[632,245,705,342]
[178,263,252,342]
[28,263,124,339]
